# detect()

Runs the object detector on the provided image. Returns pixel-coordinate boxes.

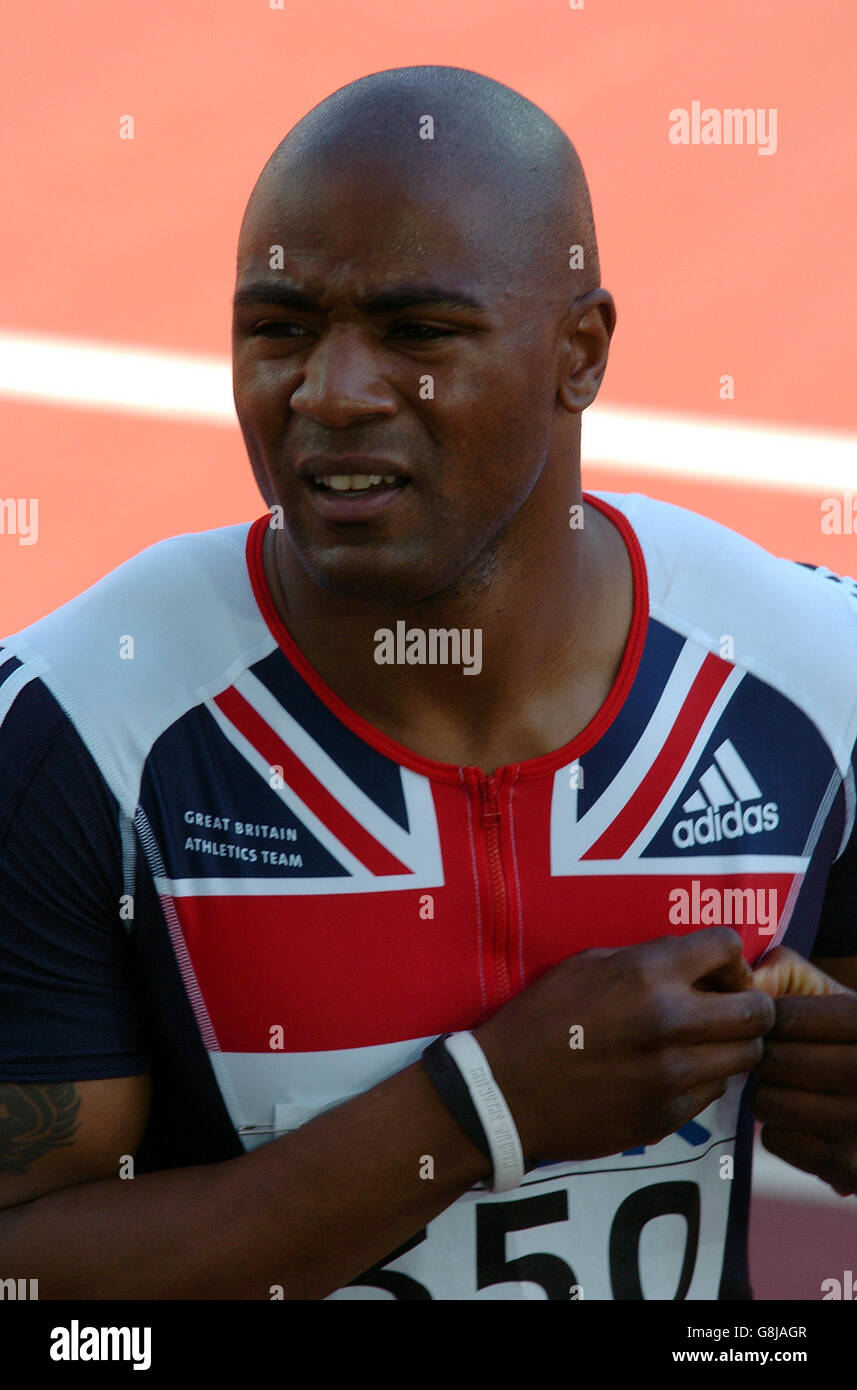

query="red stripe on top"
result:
[213,685,411,876]
[582,653,734,859]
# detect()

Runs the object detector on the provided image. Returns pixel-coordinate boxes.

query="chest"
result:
[139,699,829,1056]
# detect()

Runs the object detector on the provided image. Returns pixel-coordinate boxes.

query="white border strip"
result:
[1,330,855,492]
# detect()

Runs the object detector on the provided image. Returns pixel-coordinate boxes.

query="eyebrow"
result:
[231,280,488,315]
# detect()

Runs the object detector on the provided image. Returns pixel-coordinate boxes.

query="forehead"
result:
[237,156,526,296]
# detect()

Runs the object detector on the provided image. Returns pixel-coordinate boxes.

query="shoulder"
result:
[0,520,277,813]
[591,491,857,769]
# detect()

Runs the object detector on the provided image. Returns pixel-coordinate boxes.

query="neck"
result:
[263,480,632,770]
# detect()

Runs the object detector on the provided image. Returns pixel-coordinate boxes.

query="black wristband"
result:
[421,1032,492,1163]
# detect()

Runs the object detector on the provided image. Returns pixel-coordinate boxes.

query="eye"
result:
[250,320,308,337]
[246,319,455,342]
[387,321,456,340]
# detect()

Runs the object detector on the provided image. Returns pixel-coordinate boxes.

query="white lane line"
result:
[584,403,857,494]
[0,329,855,492]
[0,330,234,423]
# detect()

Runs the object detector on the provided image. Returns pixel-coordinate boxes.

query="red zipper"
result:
[476,770,514,1009]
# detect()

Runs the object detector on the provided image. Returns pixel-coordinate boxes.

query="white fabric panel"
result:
[1,523,275,814]
[592,491,857,777]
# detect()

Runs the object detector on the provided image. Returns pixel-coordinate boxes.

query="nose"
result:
[289,325,397,428]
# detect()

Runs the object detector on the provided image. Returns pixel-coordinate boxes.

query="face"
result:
[232,156,566,604]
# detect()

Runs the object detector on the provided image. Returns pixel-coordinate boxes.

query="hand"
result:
[474,926,775,1165]
[749,950,857,1196]
[752,946,851,998]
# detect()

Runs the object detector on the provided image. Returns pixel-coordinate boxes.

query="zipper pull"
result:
[479,776,501,827]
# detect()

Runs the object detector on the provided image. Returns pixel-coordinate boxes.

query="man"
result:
[0,65,855,1301]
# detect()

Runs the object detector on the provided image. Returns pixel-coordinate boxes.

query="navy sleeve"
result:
[811,737,857,959]
[0,660,151,1079]
[787,564,857,960]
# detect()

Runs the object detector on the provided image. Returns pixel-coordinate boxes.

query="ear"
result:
[556,289,616,413]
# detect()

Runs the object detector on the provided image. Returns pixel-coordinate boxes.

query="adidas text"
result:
[672,800,778,849]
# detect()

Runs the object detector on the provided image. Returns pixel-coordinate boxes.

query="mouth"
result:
[295,454,413,522]
[302,471,411,521]
[311,473,406,495]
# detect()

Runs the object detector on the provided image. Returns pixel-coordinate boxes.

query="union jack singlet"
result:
[2,491,856,1299]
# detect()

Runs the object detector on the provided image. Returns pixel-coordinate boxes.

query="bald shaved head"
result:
[232,64,615,608]
[240,65,600,310]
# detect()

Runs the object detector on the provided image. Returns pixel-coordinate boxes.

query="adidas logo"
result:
[671,739,778,849]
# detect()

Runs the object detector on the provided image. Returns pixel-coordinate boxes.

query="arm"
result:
[0,1076,150,1206]
[1,929,773,1299]
[0,1065,490,1300]
[0,695,494,1297]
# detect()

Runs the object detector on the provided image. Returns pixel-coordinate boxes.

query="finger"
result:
[753,946,851,998]
[696,954,755,994]
[767,992,857,1043]
[661,1040,765,1087]
[756,1039,857,1093]
[759,1126,857,1195]
[668,985,775,1045]
[640,927,747,983]
[751,1084,857,1137]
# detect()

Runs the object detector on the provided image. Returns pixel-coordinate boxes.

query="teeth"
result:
[331,474,366,490]
[318,474,400,491]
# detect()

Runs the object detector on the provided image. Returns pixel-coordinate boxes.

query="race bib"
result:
[328,1075,745,1300]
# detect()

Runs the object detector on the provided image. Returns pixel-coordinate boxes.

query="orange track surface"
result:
[2,0,856,630]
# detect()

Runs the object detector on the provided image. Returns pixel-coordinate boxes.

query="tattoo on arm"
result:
[0,1083,82,1174]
